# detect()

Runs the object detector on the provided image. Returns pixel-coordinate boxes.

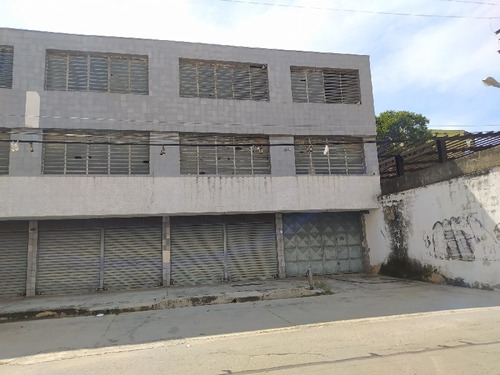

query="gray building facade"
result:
[0,28,380,297]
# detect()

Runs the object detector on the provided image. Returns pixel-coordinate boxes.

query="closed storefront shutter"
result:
[226,222,277,281]
[283,212,364,276]
[170,215,277,285]
[37,228,101,295]
[104,226,162,291]
[171,224,224,285]
[0,222,28,297]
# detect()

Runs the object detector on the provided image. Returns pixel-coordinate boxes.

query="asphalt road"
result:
[1,280,500,374]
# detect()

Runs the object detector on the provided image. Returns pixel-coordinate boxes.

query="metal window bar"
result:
[45,51,148,94]
[0,46,14,89]
[179,59,269,101]
[42,130,150,175]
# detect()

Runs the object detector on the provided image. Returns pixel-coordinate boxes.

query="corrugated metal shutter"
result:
[0,45,14,89]
[294,137,365,175]
[37,229,101,295]
[0,224,28,297]
[226,222,277,281]
[0,132,9,174]
[283,212,364,276]
[170,224,224,285]
[103,226,162,291]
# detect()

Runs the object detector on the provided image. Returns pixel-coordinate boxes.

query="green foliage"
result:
[376,110,432,141]
[376,110,432,154]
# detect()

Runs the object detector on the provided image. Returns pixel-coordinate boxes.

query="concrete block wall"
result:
[366,156,500,290]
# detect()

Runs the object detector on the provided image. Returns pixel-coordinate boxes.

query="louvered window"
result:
[42,130,149,175]
[294,136,365,175]
[179,59,269,101]
[0,132,9,174]
[291,67,360,104]
[180,134,270,175]
[45,51,148,95]
[0,46,13,89]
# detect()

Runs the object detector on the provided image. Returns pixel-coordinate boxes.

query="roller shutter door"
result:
[283,212,364,276]
[104,226,162,291]
[37,229,101,295]
[0,224,28,297]
[171,224,224,285]
[226,222,277,281]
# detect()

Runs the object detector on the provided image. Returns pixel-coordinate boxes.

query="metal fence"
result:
[378,131,500,180]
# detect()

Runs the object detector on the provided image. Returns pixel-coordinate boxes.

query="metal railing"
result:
[378,131,500,180]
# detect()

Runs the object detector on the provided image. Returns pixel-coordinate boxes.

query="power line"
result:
[1,113,499,131]
[217,0,500,19]
[438,0,500,6]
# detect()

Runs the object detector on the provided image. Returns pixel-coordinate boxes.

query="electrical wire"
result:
[217,0,500,19]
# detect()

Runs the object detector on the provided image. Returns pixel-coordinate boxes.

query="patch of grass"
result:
[313,281,333,294]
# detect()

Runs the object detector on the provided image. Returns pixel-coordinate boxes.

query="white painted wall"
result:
[366,167,500,288]
[0,175,380,220]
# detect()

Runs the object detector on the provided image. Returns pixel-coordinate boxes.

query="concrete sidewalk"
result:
[0,276,330,322]
[2,274,499,323]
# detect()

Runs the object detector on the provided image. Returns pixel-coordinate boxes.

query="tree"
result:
[376,110,432,153]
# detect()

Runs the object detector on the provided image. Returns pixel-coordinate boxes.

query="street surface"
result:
[1,279,500,374]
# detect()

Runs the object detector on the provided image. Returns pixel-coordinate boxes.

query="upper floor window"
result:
[294,136,365,175]
[0,46,14,89]
[45,51,149,95]
[42,130,149,175]
[179,59,269,101]
[180,133,270,175]
[0,132,9,174]
[290,67,360,104]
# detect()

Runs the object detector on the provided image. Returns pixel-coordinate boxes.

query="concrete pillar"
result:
[9,129,42,176]
[150,132,180,177]
[362,137,379,176]
[275,213,286,278]
[25,220,38,296]
[162,216,171,286]
[270,136,295,176]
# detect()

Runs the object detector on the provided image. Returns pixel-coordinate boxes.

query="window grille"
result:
[0,46,13,89]
[0,132,9,174]
[42,130,150,175]
[294,136,365,175]
[290,67,360,104]
[180,134,270,175]
[45,51,148,95]
[179,59,269,101]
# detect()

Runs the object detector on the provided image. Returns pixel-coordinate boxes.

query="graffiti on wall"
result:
[429,215,500,261]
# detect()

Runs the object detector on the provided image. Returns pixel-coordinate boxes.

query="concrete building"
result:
[0,28,380,298]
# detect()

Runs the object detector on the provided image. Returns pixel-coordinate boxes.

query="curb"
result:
[0,288,326,323]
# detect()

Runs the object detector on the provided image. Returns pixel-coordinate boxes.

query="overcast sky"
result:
[1,0,499,132]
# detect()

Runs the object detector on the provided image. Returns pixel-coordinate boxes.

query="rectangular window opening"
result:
[291,66,360,105]
[179,59,269,102]
[45,50,148,95]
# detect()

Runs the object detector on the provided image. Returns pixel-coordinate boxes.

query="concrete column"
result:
[270,136,295,176]
[363,137,379,176]
[9,129,42,176]
[275,213,286,279]
[25,220,38,297]
[150,132,180,177]
[162,216,171,286]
